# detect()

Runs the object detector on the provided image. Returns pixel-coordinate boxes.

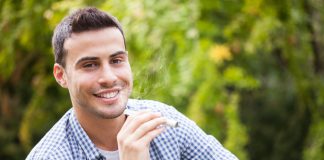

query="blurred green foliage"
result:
[1,0,324,159]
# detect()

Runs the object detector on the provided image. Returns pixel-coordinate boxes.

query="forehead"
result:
[64,27,125,50]
[63,27,125,64]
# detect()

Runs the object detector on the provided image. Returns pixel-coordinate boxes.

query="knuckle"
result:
[117,134,127,145]
[117,134,123,142]
[139,124,149,131]
[125,142,140,151]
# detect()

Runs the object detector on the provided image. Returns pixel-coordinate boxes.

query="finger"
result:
[117,111,162,148]
[131,117,167,140]
[120,111,161,136]
[124,111,161,131]
[121,109,152,131]
[138,127,165,146]
[122,110,149,129]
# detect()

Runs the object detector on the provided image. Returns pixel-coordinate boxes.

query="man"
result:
[26,7,238,160]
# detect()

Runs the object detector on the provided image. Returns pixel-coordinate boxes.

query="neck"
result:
[74,108,126,151]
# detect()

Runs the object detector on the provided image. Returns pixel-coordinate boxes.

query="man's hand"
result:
[117,110,167,160]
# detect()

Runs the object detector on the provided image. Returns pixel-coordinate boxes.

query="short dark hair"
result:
[52,7,126,67]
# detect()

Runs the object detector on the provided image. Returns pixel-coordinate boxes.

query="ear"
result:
[53,63,68,88]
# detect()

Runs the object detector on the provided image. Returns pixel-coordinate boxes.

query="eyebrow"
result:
[111,50,128,57]
[75,50,128,66]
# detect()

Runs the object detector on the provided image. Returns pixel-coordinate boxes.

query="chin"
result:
[95,110,123,119]
[94,105,125,119]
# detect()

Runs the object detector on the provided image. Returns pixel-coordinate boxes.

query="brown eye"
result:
[83,62,98,68]
[111,59,122,64]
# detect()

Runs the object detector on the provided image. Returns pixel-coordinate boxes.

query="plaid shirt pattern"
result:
[26,99,238,160]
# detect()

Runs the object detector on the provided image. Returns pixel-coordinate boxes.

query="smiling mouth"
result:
[94,90,119,99]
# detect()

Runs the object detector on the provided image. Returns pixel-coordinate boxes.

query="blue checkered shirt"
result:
[26,99,238,160]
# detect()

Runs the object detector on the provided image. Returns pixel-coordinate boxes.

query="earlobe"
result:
[53,64,68,88]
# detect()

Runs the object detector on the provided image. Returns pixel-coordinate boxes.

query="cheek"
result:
[119,68,133,83]
[70,73,98,91]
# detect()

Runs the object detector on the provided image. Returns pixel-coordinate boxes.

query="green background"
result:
[1,0,324,159]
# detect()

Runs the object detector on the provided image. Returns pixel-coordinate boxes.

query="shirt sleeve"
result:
[164,104,238,160]
[180,123,238,159]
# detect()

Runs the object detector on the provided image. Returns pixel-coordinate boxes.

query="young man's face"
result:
[54,27,132,119]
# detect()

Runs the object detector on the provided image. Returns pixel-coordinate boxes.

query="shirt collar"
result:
[68,101,136,160]
[69,109,103,160]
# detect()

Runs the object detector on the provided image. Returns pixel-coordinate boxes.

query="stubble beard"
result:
[88,85,132,119]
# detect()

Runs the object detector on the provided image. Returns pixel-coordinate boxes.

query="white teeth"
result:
[97,91,119,98]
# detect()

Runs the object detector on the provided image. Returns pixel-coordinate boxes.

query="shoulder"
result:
[127,99,194,122]
[26,109,74,160]
[127,99,176,112]
[128,99,238,159]
[127,99,184,119]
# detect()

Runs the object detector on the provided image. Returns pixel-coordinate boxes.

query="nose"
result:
[97,64,118,87]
